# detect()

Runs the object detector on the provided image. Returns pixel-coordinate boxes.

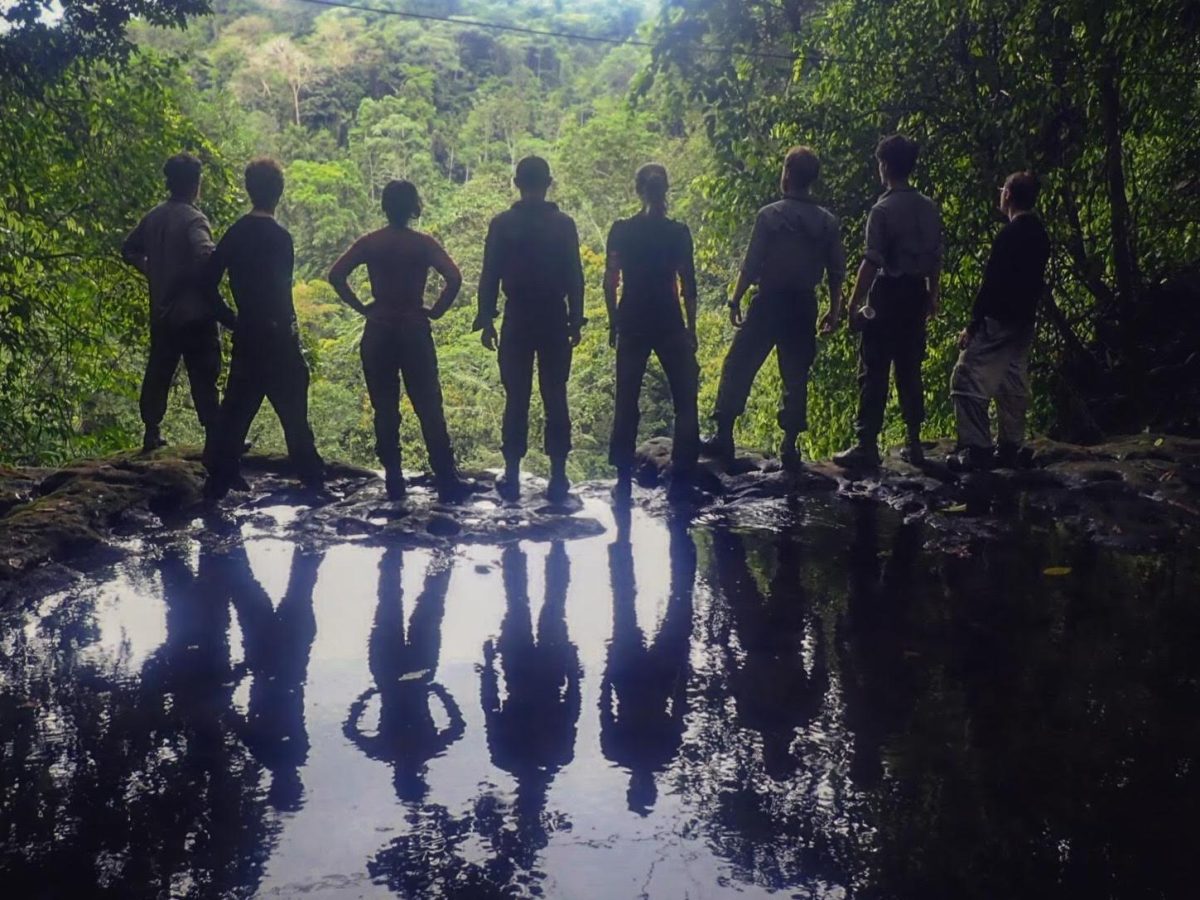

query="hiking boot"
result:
[666,472,695,503]
[203,476,230,502]
[899,440,925,465]
[780,441,804,473]
[948,446,994,473]
[700,432,735,464]
[385,470,407,501]
[496,473,520,502]
[142,426,167,454]
[546,472,571,505]
[436,475,475,505]
[833,442,881,469]
[994,442,1021,469]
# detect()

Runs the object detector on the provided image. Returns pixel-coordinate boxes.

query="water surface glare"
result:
[1,497,1198,898]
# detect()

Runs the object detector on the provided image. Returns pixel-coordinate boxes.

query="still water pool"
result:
[1,497,1197,898]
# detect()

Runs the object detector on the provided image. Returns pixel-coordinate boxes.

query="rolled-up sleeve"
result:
[863,204,887,268]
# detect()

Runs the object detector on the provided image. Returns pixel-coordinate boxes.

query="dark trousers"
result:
[609,326,700,471]
[206,335,324,485]
[361,321,456,478]
[140,320,221,429]
[714,291,818,434]
[855,276,928,443]
[498,322,573,462]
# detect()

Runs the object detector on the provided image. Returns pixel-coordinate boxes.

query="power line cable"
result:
[282,0,802,62]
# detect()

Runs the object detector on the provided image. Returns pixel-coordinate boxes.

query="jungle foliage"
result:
[1,0,1198,472]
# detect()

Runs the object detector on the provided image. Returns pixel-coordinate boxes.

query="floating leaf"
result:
[1043,567,1072,576]
[943,504,968,513]
[1154,438,1165,447]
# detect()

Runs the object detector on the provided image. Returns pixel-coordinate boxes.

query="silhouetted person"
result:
[835,135,943,469]
[950,171,1051,471]
[202,158,324,499]
[329,180,471,503]
[705,147,846,470]
[481,543,580,865]
[476,156,585,504]
[213,538,323,812]
[709,529,829,780]
[600,507,696,814]
[605,164,699,501]
[345,548,462,804]
[122,152,235,453]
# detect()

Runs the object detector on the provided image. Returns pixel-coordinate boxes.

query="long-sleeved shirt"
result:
[122,199,229,328]
[605,213,696,335]
[204,214,297,340]
[474,200,585,333]
[741,195,846,298]
[864,186,943,279]
[970,212,1051,333]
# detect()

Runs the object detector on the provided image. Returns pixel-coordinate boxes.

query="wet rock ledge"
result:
[2,433,1199,597]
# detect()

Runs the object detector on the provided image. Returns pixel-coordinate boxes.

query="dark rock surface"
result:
[2,434,1198,601]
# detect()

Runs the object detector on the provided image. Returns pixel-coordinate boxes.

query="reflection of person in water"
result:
[481,542,581,863]
[710,528,829,780]
[837,507,922,788]
[345,548,462,803]
[600,508,696,814]
[208,537,323,812]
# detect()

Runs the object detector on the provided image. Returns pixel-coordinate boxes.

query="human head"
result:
[514,155,553,198]
[381,179,422,227]
[875,134,920,184]
[781,146,820,195]
[1001,170,1040,215]
[635,163,669,212]
[244,157,285,212]
[164,152,202,201]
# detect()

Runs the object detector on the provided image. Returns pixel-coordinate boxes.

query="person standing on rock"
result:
[201,158,325,500]
[948,172,1051,471]
[834,135,942,469]
[476,156,585,504]
[329,180,472,503]
[122,152,235,454]
[703,146,846,472]
[605,163,700,501]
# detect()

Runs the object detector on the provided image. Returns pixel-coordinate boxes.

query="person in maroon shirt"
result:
[329,180,471,502]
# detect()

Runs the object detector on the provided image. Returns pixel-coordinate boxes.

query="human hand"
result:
[568,324,583,348]
[819,310,841,334]
[957,327,971,350]
[728,302,744,328]
[608,324,618,349]
[427,304,448,321]
[481,324,498,352]
[927,295,940,320]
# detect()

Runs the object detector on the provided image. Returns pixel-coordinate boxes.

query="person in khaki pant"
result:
[949,171,1051,471]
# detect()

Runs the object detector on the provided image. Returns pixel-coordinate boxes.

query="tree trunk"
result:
[291,82,301,127]
[1098,58,1138,314]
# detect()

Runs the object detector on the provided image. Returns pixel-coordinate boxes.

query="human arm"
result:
[121,215,149,274]
[680,225,698,347]
[475,218,502,350]
[603,223,622,348]
[565,218,586,346]
[327,238,371,316]
[202,234,237,331]
[819,216,848,334]
[729,212,767,327]
[426,238,462,320]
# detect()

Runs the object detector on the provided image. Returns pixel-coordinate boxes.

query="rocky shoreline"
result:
[2,433,1198,603]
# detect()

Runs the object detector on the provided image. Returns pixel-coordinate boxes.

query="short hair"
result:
[1004,171,1040,211]
[381,179,422,227]
[245,158,284,209]
[164,152,202,197]
[782,146,820,192]
[514,156,552,190]
[635,163,669,205]
[875,134,920,180]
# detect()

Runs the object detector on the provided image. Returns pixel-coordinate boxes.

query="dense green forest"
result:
[2,0,1198,475]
